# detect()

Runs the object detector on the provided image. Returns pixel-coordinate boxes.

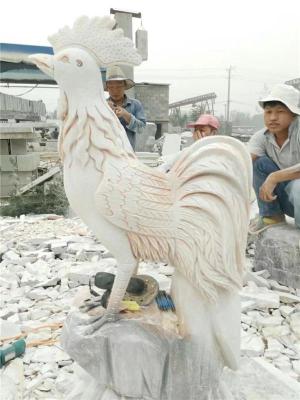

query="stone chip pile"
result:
[0,214,172,399]
[241,243,300,381]
[0,214,299,399]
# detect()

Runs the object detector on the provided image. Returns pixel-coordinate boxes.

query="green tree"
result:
[169,108,189,128]
[189,104,205,122]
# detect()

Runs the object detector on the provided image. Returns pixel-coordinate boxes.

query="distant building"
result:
[0,92,46,122]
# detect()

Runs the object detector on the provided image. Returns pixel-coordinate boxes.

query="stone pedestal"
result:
[61,315,300,400]
[253,223,300,288]
[0,125,40,197]
[58,351,300,400]
[61,310,227,400]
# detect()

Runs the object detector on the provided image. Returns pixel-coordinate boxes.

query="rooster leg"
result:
[82,260,137,335]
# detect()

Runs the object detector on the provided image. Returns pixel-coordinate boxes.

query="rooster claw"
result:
[82,313,120,335]
[79,296,103,313]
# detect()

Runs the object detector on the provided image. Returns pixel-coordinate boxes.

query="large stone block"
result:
[0,125,36,139]
[0,155,17,171]
[10,139,27,155]
[0,184,16,197]
[61,311,225,400]
[0,172,19,186]
[135,122,157,152]
[0,171,36,197]
[17,153,40,171]
[253,224,300,288]
[15,171,36,186]
[0,139,9,155]
[0,154,39,172]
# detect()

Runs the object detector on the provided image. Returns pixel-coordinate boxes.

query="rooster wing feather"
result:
[95,136,251,303]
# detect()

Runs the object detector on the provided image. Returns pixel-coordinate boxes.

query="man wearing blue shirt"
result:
[105,66,146,150]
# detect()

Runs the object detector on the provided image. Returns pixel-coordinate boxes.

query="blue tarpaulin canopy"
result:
[0,43,105,85]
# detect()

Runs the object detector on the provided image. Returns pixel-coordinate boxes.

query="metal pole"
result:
[226,65,232,129]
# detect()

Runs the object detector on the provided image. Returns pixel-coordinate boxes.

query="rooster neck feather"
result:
[58,91,136,171]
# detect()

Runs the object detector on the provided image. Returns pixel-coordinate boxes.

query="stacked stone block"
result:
[254,224,300,289]
[0,126,40,197]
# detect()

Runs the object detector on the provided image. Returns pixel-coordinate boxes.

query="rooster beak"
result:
[28,54,54,78]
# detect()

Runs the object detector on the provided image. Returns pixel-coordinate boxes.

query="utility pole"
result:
[226,65,232,134]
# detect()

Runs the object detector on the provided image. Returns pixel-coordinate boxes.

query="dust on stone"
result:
[0,214,300,399]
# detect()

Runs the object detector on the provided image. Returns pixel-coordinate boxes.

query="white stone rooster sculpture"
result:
[30,16,252,371]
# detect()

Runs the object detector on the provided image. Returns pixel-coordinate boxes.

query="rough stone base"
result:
[60,350,300,400]
[253,223,300,288]
[61,311,226,400]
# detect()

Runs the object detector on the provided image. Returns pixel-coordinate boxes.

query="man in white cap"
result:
[104,65,146,150]
[248,84,300,233]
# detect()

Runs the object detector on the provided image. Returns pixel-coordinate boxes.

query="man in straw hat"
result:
[248,84,300,234]
[104,65,146,150]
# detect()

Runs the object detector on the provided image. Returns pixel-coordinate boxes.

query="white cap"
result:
[259,84,300,115]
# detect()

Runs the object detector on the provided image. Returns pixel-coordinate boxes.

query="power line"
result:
[14,84,39,96]
[231,100,256,106]
[0,84,58,89]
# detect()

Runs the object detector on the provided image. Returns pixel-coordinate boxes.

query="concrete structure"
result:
[0,124,40,197]
[135,122,157,153]
[0,93,47,196]
[135,83,169,138]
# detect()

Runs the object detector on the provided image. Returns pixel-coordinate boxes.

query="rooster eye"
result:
[76,59,83,67]
[59,55,70,63]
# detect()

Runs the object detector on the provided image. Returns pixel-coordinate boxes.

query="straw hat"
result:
[123,274,159,306]
[259,84,300,115]
[91,272,159,307]
[104,65,135,91]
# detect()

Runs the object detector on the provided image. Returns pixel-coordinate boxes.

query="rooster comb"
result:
[48,15,142,67]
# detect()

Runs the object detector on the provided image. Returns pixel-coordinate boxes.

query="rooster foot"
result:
[79,296,103,313]
[81,312,120,335]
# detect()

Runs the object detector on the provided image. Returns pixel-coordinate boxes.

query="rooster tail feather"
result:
[171,137,251,301]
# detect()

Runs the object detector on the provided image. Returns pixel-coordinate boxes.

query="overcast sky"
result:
[1,0,299,116]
